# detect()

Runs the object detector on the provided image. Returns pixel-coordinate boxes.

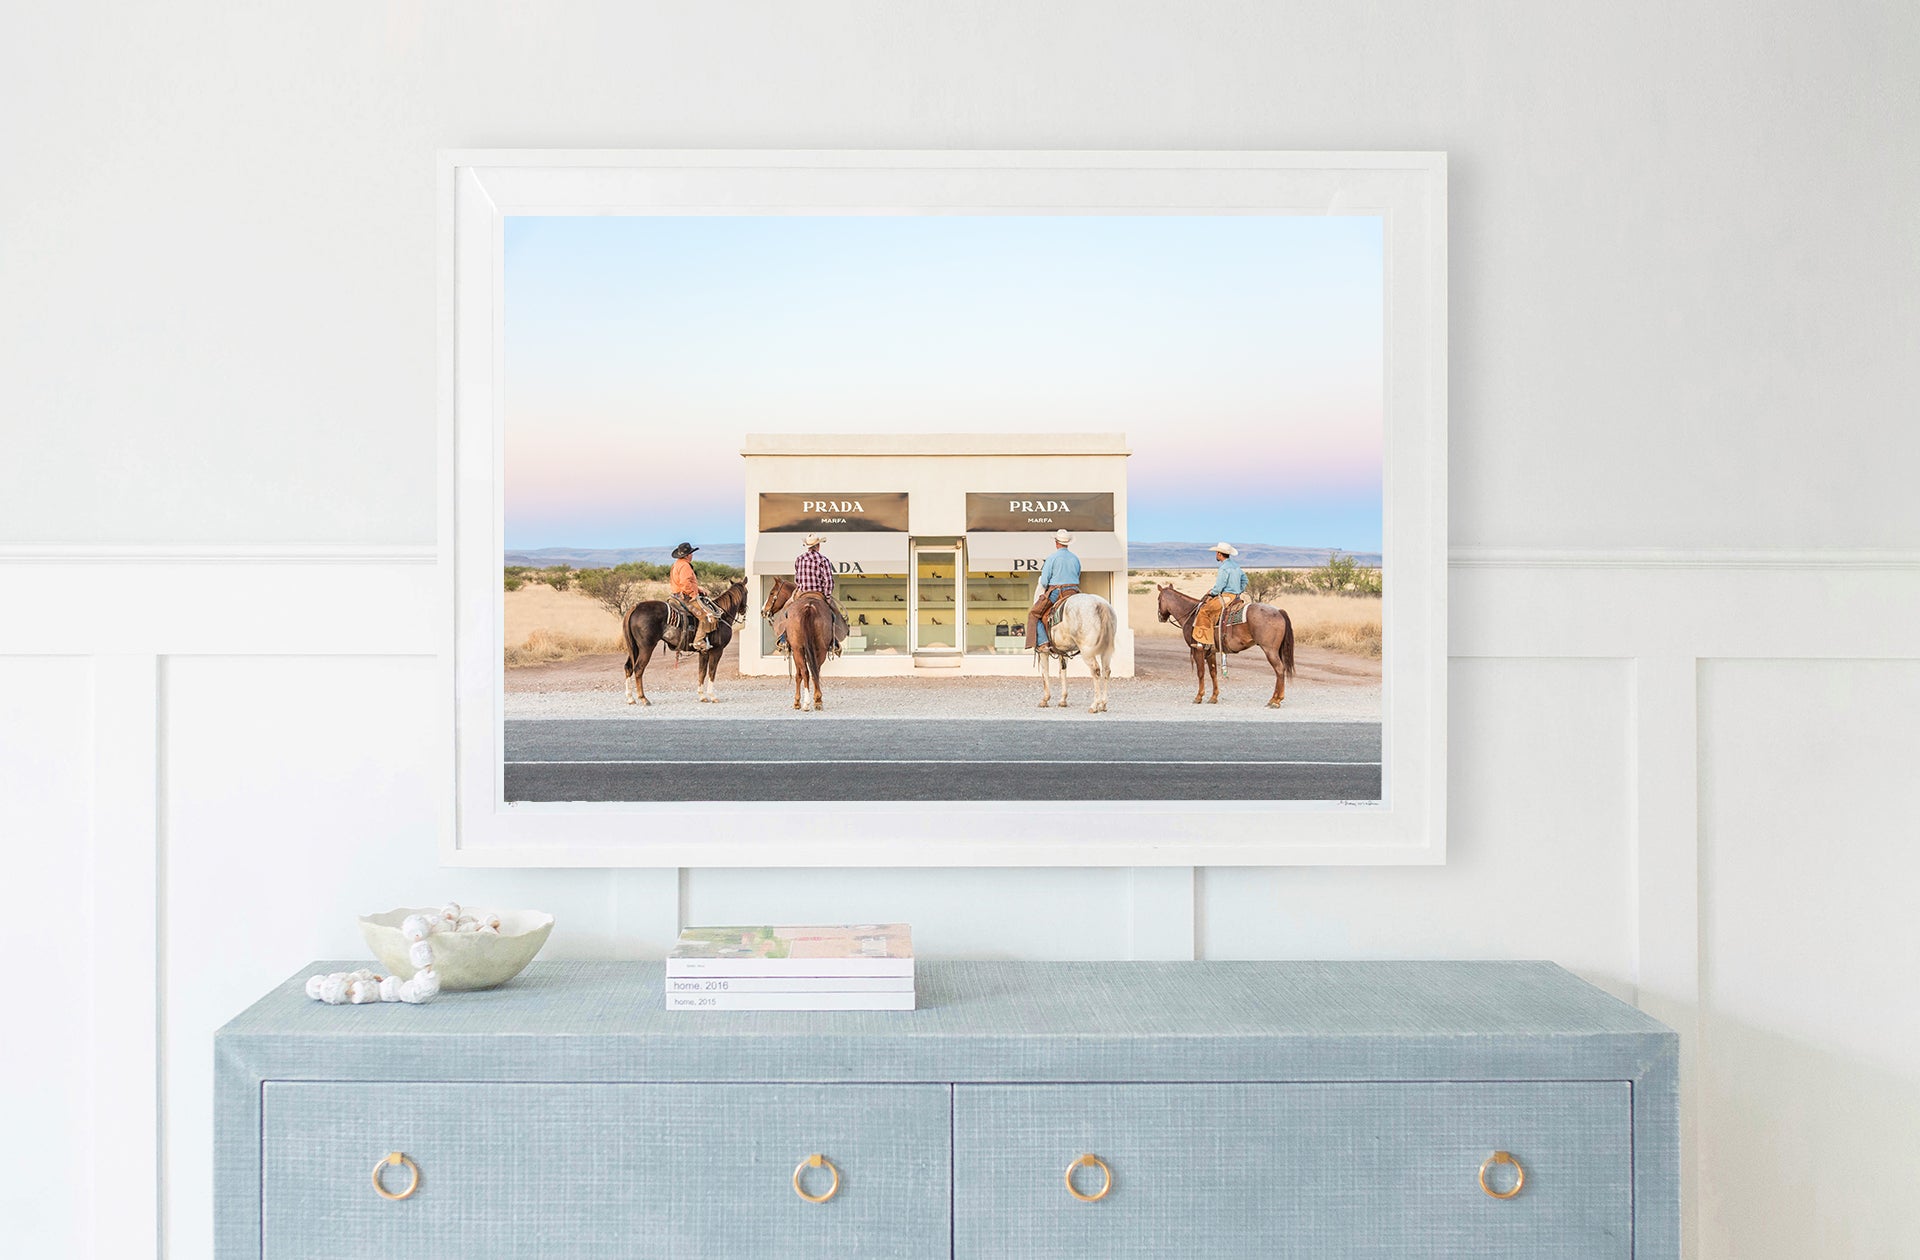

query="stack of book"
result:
[664,924,914,1011]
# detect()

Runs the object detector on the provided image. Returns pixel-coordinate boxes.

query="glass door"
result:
[911,546,961,654]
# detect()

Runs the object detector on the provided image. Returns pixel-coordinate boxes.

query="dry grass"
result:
[505,583,629,667]
[1129,572,1383,658]
[505,628,627,667]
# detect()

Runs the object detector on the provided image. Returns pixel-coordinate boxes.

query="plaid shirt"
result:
[793,547,834,593]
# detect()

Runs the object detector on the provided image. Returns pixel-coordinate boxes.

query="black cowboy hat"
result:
[671,542,698,559]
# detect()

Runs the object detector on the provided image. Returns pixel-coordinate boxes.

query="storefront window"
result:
[965,570,1032,653]
[913,549,960,652]
[761,573,909,656]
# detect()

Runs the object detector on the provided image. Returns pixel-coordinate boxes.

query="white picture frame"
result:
[443,149,1446,867]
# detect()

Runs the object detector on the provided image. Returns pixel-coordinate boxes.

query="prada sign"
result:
[966,492,1114,532]
[758,492,908,533]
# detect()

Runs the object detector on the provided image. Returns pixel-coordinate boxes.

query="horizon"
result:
[506,215,1384,554]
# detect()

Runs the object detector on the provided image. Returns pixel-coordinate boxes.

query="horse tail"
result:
[1280,608,1296,676]
[798,606,821,688]
[621,604,641,672]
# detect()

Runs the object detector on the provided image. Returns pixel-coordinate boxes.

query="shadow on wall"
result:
[1700,1013,1920,1258]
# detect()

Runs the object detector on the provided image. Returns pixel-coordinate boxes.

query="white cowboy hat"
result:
[1212,541,1238,557]
[802,533,823,549]
[1053,529,1073,544]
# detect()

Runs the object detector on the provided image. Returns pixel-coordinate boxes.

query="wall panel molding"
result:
[89,655,161,1258]
[0,544,437,565]
[1450,546,1920,571]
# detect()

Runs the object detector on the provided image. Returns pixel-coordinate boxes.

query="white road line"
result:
[507,758,1382,767]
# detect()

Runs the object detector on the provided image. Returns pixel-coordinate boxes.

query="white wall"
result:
[3,4,1916,1258]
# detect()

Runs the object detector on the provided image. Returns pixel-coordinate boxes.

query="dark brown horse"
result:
[760,577,833,711]
[1155,584,1296,707]
[621,578,748,706]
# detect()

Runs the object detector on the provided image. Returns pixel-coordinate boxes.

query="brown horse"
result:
[1155,584,1296,707]
[621,578,748,706]
[761,577,836,711]
[789,594,834,712]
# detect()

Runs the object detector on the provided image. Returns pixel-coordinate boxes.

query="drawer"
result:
[953,1082,1632,1258]
[261,1082,950,1259]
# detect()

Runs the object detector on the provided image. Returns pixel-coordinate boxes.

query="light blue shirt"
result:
[1038,547,1081,588]
[1209,556,1247,596]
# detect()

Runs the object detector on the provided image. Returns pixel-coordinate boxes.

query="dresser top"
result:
[219,960,1672,1084]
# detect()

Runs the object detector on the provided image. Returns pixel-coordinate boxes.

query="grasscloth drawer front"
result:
[952,1082,1634,1258]
[261,1082,950,1260]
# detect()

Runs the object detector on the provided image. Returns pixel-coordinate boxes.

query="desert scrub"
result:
[1246,553,1382,602]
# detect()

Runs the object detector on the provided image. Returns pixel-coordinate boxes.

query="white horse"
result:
[1036,593,1118,713]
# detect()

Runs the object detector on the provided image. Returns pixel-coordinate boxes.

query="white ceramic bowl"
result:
[359,907,555,991]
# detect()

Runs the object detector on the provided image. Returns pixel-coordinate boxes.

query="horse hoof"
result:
[1208,697,1219,705]
[1267,700,1283,709]
[1038,699,1051,709]
[1192,696,1203,705]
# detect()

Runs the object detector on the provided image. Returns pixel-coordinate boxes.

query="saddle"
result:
[665,595,721,653]
[1039,600,1080,658]
[1220,596,1250,629]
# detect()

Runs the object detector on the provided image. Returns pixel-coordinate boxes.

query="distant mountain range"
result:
[507,544,747,568]
[506,542,1379,570]
[1124,542,1381,569]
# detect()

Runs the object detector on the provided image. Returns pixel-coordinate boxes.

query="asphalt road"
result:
[505,718,1381,802]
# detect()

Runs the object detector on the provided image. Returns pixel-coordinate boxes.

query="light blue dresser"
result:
[215,960,1678,1257]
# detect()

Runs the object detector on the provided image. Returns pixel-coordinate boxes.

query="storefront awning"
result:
[751,533,910,576]
[966,532,1127,573]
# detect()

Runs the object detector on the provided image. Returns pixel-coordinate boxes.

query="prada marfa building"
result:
[740,433,1134,677]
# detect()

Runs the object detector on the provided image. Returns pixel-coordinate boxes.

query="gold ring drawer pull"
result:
[372,1152,420,1201]
[1065,1153,1112,1202]
[1478,1150,1524,1199]
[793,1153,840,1203]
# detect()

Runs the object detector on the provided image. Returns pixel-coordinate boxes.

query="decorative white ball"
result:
[378,976,404,1002]
[305,975,327,1000]
[318,975,349,1005]
[440,902,461,922]
[348,979,379,1004]
[409,968,441,999]
[408,940,433,968]
[401,914,434,942]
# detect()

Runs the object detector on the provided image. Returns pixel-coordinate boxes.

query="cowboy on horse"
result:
[1193,541,1247,648]
[772,533,849,653]
[666,542,721,651]
[1025,528,1081,650]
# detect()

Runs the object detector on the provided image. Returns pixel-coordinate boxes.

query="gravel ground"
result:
[503,635,1379,722]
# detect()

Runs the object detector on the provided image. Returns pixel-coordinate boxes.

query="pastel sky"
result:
[505,214,1382,551]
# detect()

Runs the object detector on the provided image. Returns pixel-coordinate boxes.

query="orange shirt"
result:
[669,557,701,597]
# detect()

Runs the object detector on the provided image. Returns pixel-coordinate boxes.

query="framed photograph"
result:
[444,150,1445,866]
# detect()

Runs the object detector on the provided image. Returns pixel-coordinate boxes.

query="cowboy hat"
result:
[1053,529,1073,544]
[802,533,823,549]
[671,542,698,559]
[1212,542,1238,557]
